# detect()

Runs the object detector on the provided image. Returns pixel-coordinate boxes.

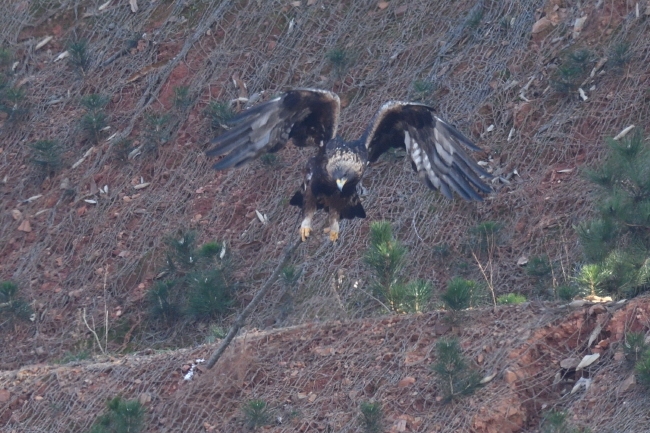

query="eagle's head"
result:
[325,139,365,192]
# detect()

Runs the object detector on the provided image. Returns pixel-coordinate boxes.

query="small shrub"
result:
[142,112,171,154]
[556,284,579,301]
[411,79,436,103]
[575,264,608,297]
[164,230,198,274]
[359,401,383,433]
[0,85,28,122]
[442,277,478,311]
[173,85,192,111]
[497,293,526,305]
[365,221,406,310]
[432,338,481,403]
[280,265,301,288]
[466,7,484,30]
[469,221,501,254]
[635,351,650,390]
[526,255,552,278]
[541,410,590,433]
[80,94,109,144]
[0,281,33,327]
[186,268,235,320]
[111,138,133,163]
[89,396,144,433]
[260,152,280,167]
[624,332,648,364]
[403,279,432,313]
[242,399,272,431]
[148,231,235,324]
[609,42,631,72]
[147,280,182,322]
[30,140,62,176]
[206,100,233,131]
[68,39,91,75]
[551,49,592,94]
[326,47,352,79]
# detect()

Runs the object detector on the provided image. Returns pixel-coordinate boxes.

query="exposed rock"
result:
[532,17,552,33]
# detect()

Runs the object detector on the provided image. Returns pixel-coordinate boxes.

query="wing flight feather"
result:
[207,89,340,170]
[364,102,491,201]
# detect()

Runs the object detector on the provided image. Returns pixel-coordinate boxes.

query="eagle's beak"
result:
[336,178,346,191]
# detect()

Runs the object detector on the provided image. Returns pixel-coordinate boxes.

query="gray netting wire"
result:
[4,299,649,432]
[0,0,647,360]
[1,0,650,430]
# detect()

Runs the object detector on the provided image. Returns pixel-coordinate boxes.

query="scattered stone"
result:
[17,219,31,232]
[397,376,416,388]
[617,373,636,395]
[503,369,518,384]
[588,304,607,315]
[560,357,580,369]
[572,15,588,38]
[532,17,552,33]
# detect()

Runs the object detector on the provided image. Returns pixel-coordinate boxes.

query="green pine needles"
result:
[80,94,109,144]
[364,221,431,313]
[88,396,144,433]
[577,130,650,298]
[30,140,62,176]
[0,280,33,328]
[147,231,234,323]
[242,399,273,431]
[359,401,383,433]
[432,338,481,403]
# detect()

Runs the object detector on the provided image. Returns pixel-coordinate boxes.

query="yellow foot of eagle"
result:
[329,231,339,242]
[300,227,311,242]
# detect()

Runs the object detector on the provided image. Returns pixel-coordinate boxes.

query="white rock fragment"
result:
[613,125,635,140]
[578,88,588,101]
[35,36,53,51]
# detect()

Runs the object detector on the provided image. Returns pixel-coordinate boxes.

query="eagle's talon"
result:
[300,227,311,242]
[329,231,339,242]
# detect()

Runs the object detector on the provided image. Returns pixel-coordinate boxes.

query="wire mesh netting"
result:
[1,0,650,430]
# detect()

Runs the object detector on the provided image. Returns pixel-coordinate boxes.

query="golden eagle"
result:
[207,89,491,242]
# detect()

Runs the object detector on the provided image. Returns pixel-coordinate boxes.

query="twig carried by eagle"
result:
[205,237,302,370]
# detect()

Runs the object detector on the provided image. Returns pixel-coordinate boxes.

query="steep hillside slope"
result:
[1,0,650,430]
[3,296,650,432]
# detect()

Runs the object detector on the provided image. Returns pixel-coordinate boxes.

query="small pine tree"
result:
[635,350,650,390]
[577,130,650,298]
[326,47,352,79]
[30,140,62,176]
[186,268,234,320]
[365,221,406,311]
[206,100,233,131]
[0,85,28,122]
[432,338,481,403]
[142,112,171,154]
[68,39,91,75]
[80,94,109,144]
[359,402,383,433]
[0,280,33,327]
[550,49,592,94]
[541,409,591,433]
[242,399,272,431]
[173,86,192,111]
[148,231,234,323]
[442,277,479,311]
[623,332,648,364]
[364,221,432,313]
[88,396,144,433]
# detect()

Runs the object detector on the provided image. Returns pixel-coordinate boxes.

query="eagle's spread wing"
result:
[206,89,340,169]
[364,102,491,201]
